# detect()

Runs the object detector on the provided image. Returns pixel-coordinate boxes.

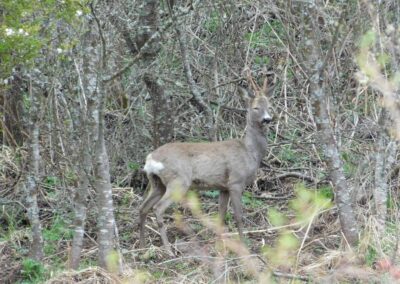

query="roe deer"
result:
[139,78,274,251]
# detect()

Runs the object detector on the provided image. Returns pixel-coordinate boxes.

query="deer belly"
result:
[191,178,227,190]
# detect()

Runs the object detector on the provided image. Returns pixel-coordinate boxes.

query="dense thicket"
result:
[1,0,400,283]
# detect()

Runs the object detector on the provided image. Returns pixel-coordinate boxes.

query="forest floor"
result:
[1,174,398,283]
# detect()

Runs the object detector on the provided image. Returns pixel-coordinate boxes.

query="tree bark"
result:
[143,73,174,148]
[303,3,359,245]
[2,71,25,146]
[69,123,92,269]
[23,80,44,260]
[94,120,117,269]
[69,17,121,270]
[175,24,216,141]
[374,109,397,229]
[309,74,359,245]
[136,0,174,147]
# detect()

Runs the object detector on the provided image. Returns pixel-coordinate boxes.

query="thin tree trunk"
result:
[302,2,359,246]
[24,81,44,260]
[93,85,120,270]
[69,133,91,269]
[175,24,216,141]
[374,110,388,228]
[106,0,175,148]
[143,73,174,148]
[91,6,122,270]
[374,109,397,229]
[308,71,359,245]
[2,71,25,147]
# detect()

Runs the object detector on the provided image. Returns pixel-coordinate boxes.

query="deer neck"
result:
[244,121,267,165]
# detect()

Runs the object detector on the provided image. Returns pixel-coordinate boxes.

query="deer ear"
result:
[238,85,255,106]
[264,84,275,97]
[262,74,276,97]
[238,85,255,99]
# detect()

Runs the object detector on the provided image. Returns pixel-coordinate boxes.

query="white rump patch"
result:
[143,154,164,175]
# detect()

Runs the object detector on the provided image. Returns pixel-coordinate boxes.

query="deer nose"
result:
[262,114,273,124]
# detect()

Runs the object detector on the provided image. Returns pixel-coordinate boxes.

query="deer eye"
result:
[253,107,260,110]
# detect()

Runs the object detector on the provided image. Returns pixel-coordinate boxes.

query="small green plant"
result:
[319,185,334,200]
[244,20,284,49]
[128,161,141,171]
[121,191,133,205]
[44,176,59,186]
[44,243,57,255]
[43,216,72,242]
[21,258,45,283]
[224,211,233,223]
[202,190,219,199]
[341,152,357,178]
[278,144,297,163]
[365,246,377,266]
[204,11,221,33]
[43,216,73,259]
[242,191,263,209]
[264,183,332,270]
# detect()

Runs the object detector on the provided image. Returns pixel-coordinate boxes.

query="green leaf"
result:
[268,207,287,226]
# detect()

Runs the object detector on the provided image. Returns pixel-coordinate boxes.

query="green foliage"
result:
[290,183,332,224]
[224,211,233,223]
[121,191,133,206]
[264,183,332,269]
[43,216,72,251]
[268,207,287,226]
[142,246,158,261]
[359,30,376,49]
[204,11,221,33]
[128,161,141,171]
[278,144,297,163]
[244,20,284,68]
[387,193,396,210]
[0,206,23,240]
[318,185,334,200]
[244,21,284,48]
[21,258,45,283]
[65,170,78,184]
[365,246,377,266]
[202,190,220,199]
[79,258,97,269]
[242,191,263,208]
[0,0,87,78]
[43,216,73,241]
[44,176,59,187]
[341,152,357,178]
[106,250,120,273]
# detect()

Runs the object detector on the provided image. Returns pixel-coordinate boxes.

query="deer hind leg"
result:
[139,174,166,248]
[154,177,189,253]
[229,185,245,241]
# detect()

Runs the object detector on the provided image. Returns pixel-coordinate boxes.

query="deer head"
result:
[239,76,274,128]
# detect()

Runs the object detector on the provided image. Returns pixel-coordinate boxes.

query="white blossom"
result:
[57,48,63,54]
[76,10,83,17]
[5,28,15,36]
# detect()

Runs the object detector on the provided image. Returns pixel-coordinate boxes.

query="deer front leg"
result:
[229,186,244,241]
[219,191,229,224]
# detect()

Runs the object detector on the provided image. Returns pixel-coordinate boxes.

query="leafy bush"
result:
[21,258,45,283]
